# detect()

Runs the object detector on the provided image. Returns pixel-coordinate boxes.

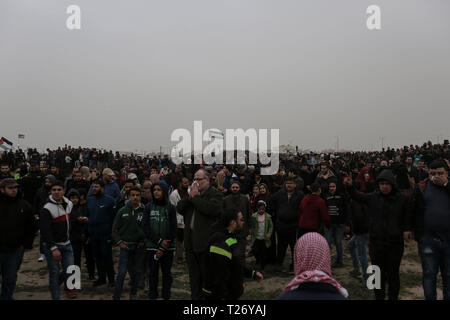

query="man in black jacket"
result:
[411,160,450,300]
[203,208,263,299]
[20,162,44,206]
[176,169,223,299]
[0,178,35,300]
[344,169,412,300]
[271,177,304,272]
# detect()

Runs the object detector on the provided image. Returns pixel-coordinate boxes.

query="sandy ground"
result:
[10,236,443,300]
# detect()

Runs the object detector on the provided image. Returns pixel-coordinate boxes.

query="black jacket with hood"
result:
[347,169,412,245]
[0,191,35,252]
[142,180,177,251]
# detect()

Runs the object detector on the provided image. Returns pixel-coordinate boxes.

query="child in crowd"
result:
[250,200,273,271]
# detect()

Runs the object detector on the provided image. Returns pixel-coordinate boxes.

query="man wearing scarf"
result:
[278,232,348,300]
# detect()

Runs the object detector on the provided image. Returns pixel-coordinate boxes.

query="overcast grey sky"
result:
[1,0,449,153]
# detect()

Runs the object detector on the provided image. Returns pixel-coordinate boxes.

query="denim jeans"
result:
[113,245,144,299]
[91,236,115,283]
[148,250,174,300]
[326,224,345,264]
[0,248,25,300]
[43,244,74,300]
[347,233,369,281]
[418,238,450,300]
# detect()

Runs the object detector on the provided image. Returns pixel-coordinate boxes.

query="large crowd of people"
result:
[0,140,449,300]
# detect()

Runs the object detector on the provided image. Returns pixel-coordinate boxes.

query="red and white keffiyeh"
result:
[283,232,348,298]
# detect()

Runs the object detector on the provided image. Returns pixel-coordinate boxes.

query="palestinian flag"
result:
[0,137,13,152]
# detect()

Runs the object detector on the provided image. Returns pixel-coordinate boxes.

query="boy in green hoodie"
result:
[112,186,146,300]
[249,200,273,271]
[142,180,177,300]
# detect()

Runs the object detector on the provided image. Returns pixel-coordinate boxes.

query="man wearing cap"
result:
[0,178,35,300]
[87,168,121,204]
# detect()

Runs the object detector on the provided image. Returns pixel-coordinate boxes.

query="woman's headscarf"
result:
[283,232,348,298]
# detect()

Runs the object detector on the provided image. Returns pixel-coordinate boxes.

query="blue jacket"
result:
[87,193,116,237]
[88,180,121,204]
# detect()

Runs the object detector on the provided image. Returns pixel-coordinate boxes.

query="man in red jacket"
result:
[298,183,330,238]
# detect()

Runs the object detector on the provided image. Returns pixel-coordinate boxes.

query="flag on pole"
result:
[0,137,13,152]
[18,134,25,139]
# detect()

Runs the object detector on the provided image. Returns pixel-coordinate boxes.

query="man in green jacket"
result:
[177,169,224,300]
[112,186,145,300]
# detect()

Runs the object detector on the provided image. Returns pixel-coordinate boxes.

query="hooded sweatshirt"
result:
[142,181,177,251]
[348,169,412,244]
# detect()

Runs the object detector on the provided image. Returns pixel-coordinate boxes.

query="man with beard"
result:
[0,178,35,300]
[87,180,116,287]
[223,182,251,262]
[169,177,190,264]
[177,169,223,300]
[203,208,263,300]
[0,163,11,181]
[87,168,121,204]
